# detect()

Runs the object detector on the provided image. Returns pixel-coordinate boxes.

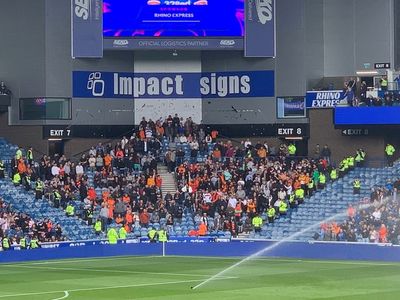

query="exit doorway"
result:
[48,140,64,157]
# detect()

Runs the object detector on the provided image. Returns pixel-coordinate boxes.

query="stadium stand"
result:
[315,181,400,244]
[0,114,398,244]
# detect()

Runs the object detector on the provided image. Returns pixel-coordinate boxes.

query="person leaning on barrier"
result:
[2,236,10,251]
[148,227,157,242]
[30,236,40,249]
[19,236,28,250]
[118,225,127,240]
[107,227,119,244]
[157,227,168,243]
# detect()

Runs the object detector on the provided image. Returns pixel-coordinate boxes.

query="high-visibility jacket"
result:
[288,144,296,155]
[386,144,395,156]
[295,188,304,199]
[65,204,75,216]
[119,227,127,239]
[267,207,276,218]
[20,238,27,249]
[107,228,118,244]
[2,238,10,249]
[252,216,263,228]
[330,169,338,180]
[27,149,33,160]
[12,173,21,184]
[30,239,39,249]
[381,78,388,88]
[319,174,326,184]
[360,150,366,160]
[353,180,361,189]
[148,229,157,240]
[307,180,314,189]
[355,151,364,162]
[279,201,288,213]
[289,194,296,203]
[94,221,102,233]
[35,181,44,191]
[54,191,61,200]
[157,230,168,242]
[15,149,22,160]
[348,157,355,167]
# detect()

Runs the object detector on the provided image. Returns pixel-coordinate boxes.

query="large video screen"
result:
[103,0,244,38]
[334,107,400,125]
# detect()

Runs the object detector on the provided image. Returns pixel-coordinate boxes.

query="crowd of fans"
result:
[315,180,400,245]
[170,137,341,237]
[0,197,64,249]
[4,113,392,246]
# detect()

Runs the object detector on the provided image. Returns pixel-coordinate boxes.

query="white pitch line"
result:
[7,264,236,279]
[0,278,226,299]
[0,255,160,266]
[51,291,69,300]
[167,256,397,266]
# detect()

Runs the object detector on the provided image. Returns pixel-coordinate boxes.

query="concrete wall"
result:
[1,0,321,127]
[308,109,385,165]
[324,0,394,76]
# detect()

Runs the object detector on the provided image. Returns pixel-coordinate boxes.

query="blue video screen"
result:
[103,0,244,37]
[334,107,400,125]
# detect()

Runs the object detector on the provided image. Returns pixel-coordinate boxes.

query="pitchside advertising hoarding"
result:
[306,90,348,108]
[72,70,275,98]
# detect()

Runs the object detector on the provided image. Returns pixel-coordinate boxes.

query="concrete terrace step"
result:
[158,163,178,197]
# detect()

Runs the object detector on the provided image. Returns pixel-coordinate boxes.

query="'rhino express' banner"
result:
[73,70,275,98]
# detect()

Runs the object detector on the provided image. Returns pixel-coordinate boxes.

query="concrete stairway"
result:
[158,165,177,196]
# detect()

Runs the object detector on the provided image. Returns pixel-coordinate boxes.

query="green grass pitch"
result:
[0,256,399,299]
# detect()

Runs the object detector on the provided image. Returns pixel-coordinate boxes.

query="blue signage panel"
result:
[335,107,400,125]
[72,0,103,58]
[277,96,305,118]
[72,70,275,99]
[306,90,347,108]
[245,0,276,57]
[103,0,244,38]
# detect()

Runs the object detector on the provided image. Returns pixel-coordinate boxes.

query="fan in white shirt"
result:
[203,192,212,203]
[228,196,237,208]
[51,164,60,176]
[76,163,84,175]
